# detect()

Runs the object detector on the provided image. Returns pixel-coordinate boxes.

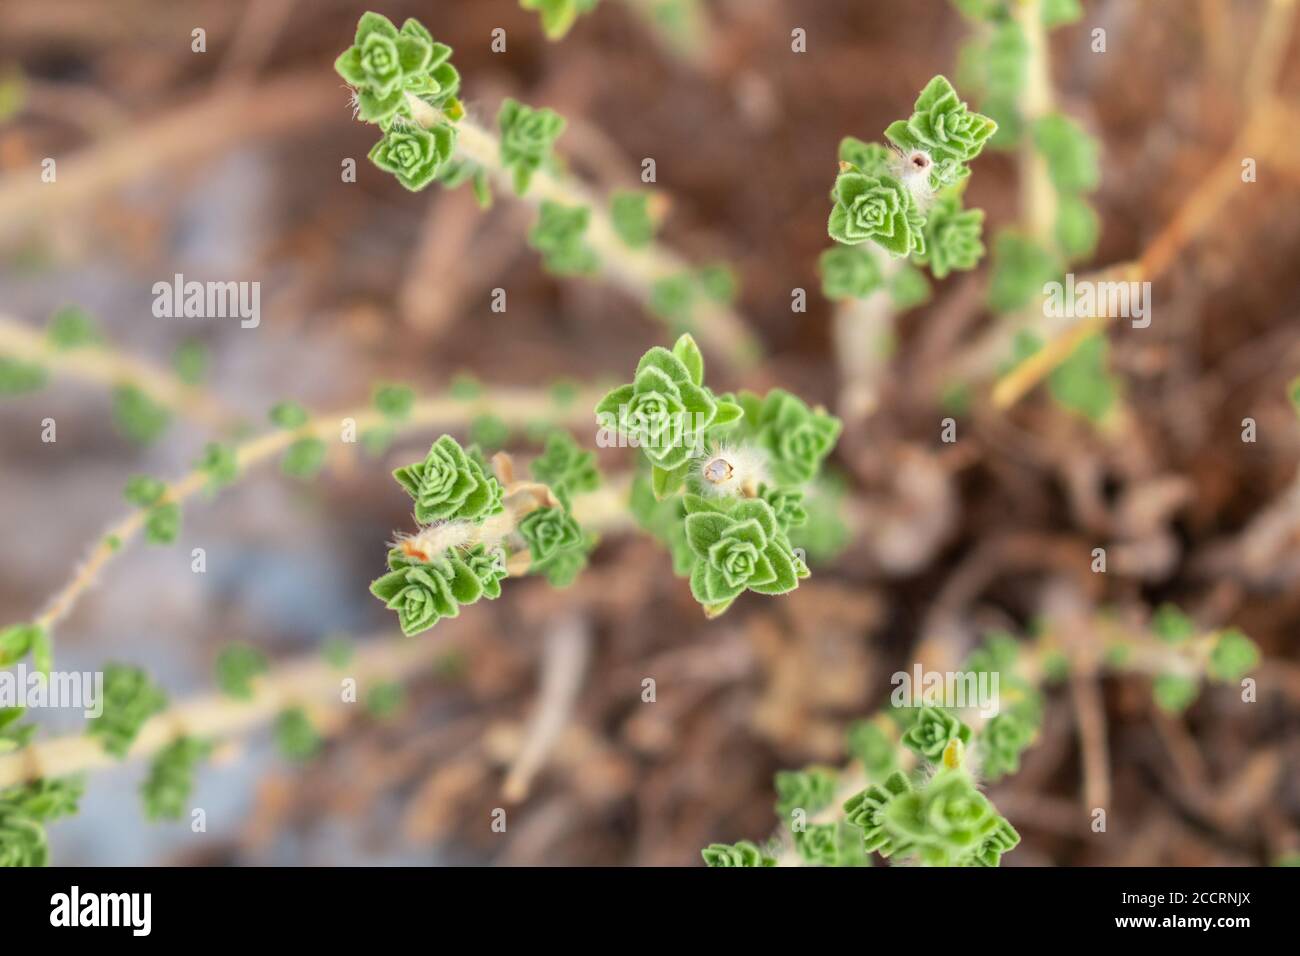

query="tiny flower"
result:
[901,706,972,762]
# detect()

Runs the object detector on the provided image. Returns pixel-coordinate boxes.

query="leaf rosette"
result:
[393,435,504,524]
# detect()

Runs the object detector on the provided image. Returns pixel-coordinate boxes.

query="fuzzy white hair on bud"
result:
[697,443,768,498]
[893,147,937,208]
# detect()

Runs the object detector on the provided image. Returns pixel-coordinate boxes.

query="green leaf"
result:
[987,230,1061,313]
[1056,194,1100,262]
[366,682,405,719]
[1153,673,1199,715]
[611,191,655,248]
[701,840,775,867]
[497,97,566,195]
[819,245,883,301]
[774,767,836,818]
[1033,113,1100,194]
[1151,603,1194,644]
[141,737,210,821]
[470,414,510,449]
[275,708,321,761]
[374,382,416,420]
[282,437,328,479]
[916,195,986,279]
[652,461,689,499]
[392,434,505,524]
[46,306,100,350]
[671,333,705,386]
[196,442,239,491]
[269,401,309,429]
[889,262,932,310]
[528,201,598,275]
[172,340,208,385]
[0,357,47,395]
[0,624,40,667]
[87,664,168,758]
[1208,629,1260,682]
[900,706,972,762]
[369,123,457,191]
[111,385,170,444]
[215,644,268,699]
[144,502,181,545]
[530,431,600,508]
[1048,333,1117,422]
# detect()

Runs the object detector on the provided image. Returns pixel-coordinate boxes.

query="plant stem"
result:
[26,384,608,638]
[403,93,763,371]
[0,313,238,430]
[1015,0,1057,247]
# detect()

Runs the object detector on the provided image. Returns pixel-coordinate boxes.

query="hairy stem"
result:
[0,313,238,430]
[404,93,762,371]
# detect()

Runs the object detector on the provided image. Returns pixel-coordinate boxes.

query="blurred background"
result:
[1,0,1299,865]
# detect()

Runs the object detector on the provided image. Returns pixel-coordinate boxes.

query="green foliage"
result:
[1152,603,1194,644]
[0,706,36,754]
[1208,629,1259,683]
[0,623,44,667]
[610,191,655,248]
[819,244,883,301]
[124,475,166,508]
[283,437,328,480]
[847,719,897,780]
[850,768,1019,867]
[1,777,83,823]
[978,712,1034,780]
[0,803,49,866]
[988,231,1061,312]
[111,385,170,444]
[649,268,738,328]
[1056,194,1100,262]
[1153,674,1199,715]
[322,635,354,668]
[774,767,836,818]
[917,195,986,278]
[0,357,47,395]
[336,14,459,125]
[370,123,455,191]
[701,840,776,867]
[392,435,504,524]
[172,340,208,385]
[141,737,210,820]
[884,75,997,184]
[47,307,100,350]
[269,401,309,429]
[530,431,600,508]
[901,706,972,761]
[794,821,871,867]
[87,664,168,758]
[740,388,841,486]
[144,502,181,545]
[628,472,694,575]
[215,644,268,699]
[1033,114,1100,195]
[828,171,925,256]
[684,496,805,615]
[889,262,933,309]
[1047,333,1117,422]
[274,708,321,761]
[371,543,504,636]
[366,682,405,719]
[518,506,590,587]
[470,414,510,449]
[521,0,601,39]
[197,442,239,491]
[498,98,566,195]
[374,383,416,420]
[529,201,598,275]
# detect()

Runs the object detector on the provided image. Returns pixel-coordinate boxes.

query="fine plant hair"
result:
[0,3,1279,868]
